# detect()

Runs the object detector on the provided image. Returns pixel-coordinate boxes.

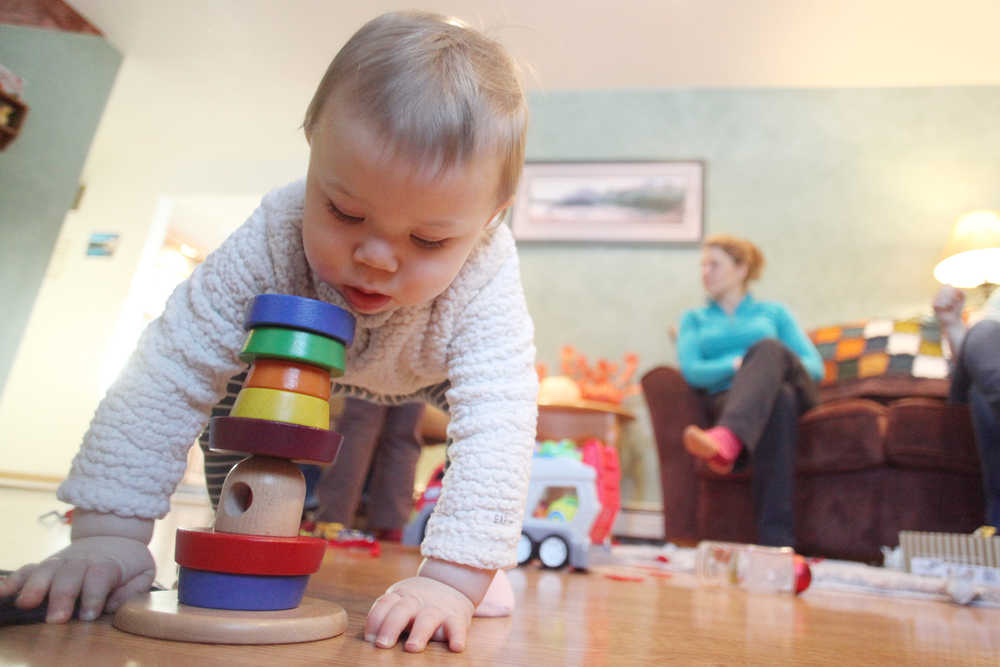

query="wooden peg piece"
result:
[214,456,305,537]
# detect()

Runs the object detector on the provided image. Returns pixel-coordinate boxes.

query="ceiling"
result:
[59,0,1000,254]
[66,0,1000,90]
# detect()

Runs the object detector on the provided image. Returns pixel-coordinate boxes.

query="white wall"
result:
[0,56,294,478]
[5,0,1000,485]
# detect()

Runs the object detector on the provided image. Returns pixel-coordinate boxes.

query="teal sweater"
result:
[677,294,824,394]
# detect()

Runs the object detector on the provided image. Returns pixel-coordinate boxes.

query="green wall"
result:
[518,87,1000,504]
[0,25,121,389]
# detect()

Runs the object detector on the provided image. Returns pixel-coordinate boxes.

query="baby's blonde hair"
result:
[704,234,766,284]
[303,11,528,206]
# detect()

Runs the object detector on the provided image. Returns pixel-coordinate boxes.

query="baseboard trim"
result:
[0,473,211,508]
[612,505,665,541]
[0,471,62,492]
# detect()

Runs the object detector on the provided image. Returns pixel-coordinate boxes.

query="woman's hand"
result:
[933,285,965,327]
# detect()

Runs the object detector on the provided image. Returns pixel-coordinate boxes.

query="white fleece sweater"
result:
[57,180,539,570]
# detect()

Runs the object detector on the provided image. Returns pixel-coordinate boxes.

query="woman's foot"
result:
[474,569,515,617]
[683,425,743,474]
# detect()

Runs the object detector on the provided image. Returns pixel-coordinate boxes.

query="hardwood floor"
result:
[3,538,998,665]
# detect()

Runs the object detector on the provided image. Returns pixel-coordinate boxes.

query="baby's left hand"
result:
[365,575,475,652]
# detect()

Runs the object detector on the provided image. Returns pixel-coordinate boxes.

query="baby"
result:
[0,11,538,653]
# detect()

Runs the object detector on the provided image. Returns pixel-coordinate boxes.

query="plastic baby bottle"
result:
[695,541,811,594]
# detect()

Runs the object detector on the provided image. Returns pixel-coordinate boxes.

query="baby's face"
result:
[302,103,507,315]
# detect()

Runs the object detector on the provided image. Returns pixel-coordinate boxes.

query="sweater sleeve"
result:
[56,206,285,519]
[773,304,824,381]
[419,255,539,570]
[676,310,740,389]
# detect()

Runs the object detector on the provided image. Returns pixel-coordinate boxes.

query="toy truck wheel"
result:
[516,533,535,566]
[537,535,570,569]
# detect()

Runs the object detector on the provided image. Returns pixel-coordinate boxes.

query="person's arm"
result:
[983,286,1000,318]
[364,254,538,652]
[773,304,824,381]
[676,310,741,388]
[58,210,278,518]
[933,284,967,356]
[2,189,293,621]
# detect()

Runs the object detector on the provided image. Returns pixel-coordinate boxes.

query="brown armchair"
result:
[641,366,985,562]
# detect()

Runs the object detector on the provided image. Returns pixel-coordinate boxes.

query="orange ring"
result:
[245,359,331,400]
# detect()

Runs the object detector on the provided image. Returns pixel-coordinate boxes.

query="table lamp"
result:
[933,210,1000,289]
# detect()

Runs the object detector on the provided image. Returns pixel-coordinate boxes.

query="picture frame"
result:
[511,161,704,243]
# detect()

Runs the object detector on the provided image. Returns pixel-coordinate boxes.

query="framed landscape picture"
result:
[511,161,704,243]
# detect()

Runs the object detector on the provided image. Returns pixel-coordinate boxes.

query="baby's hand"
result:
[0,509,156,623]
[0,536,156,623]
[365,558,494,653]
[365,575,475,652]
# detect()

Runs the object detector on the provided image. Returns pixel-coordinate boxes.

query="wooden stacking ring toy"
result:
[240,327,345,374]
[113,293,353,645]
[113,594,348,645]
[210,416,343,464]
[175,528,326,576]
[177,567,310,611]
[230,386,331,430]
[245,293,355,345]
[245,359,331,400]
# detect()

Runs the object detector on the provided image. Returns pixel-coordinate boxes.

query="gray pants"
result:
[314,398,425,531]
[701,338,818,547]
[951,319,1000,527]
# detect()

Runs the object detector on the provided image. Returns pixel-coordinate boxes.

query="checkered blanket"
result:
[809,318,950,386]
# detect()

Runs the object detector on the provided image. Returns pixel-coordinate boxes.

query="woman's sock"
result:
[683,425,744,473]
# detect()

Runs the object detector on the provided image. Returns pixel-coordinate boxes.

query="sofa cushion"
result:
[797,399,887,474]
[796,468,890,562]
[817,376,950,404]
[884,398,980,474]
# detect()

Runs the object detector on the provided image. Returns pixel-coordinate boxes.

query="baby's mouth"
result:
[342,285,392,313]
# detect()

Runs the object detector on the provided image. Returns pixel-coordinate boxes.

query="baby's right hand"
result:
[0,536,155,622]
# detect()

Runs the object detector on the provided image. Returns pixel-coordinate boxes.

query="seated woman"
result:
[933,284,1000,527]
[677,234,823,547]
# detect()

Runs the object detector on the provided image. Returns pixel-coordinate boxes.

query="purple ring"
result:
[210,416,343,464]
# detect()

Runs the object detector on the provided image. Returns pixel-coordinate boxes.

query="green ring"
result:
[240,327,345,376]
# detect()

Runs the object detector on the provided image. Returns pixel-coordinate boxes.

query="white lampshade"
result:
[933,210,1000,288]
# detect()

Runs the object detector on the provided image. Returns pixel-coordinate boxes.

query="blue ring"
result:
[245,294,355,345]
[177,567,310,611]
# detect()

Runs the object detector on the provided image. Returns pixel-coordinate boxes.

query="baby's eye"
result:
[411,235,446,249]
[326,201,364,223]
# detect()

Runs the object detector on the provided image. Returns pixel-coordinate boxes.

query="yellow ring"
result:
[230,387,330,429]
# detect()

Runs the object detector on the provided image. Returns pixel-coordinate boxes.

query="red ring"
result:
[175,527,327,575]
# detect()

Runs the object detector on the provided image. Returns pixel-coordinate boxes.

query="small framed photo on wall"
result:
[511,161,704,243]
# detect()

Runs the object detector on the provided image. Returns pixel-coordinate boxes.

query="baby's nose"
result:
[354,237,398,273]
